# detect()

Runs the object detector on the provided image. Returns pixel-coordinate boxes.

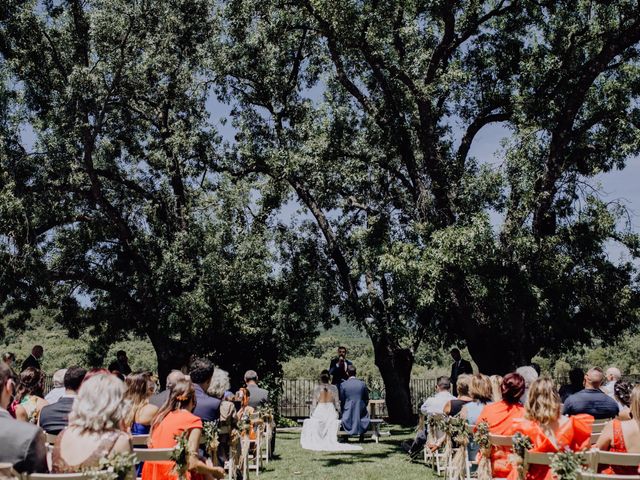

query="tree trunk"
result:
[148,330,190,389]
[372,335,415,426]
[466,330,532,375]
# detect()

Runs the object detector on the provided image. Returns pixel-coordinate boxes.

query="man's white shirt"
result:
[420,390,456,415]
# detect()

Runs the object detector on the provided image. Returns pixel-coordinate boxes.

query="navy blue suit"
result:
[192,384,221,422]
[339,377,370,436]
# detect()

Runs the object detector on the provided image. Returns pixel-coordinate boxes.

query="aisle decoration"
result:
[474,421,492,480]
[202,421,220,466]
[85,452,137,480]
[447,416,471,480]
[550,449,587,480]
[171,432,190,480]
[510,432,533,480]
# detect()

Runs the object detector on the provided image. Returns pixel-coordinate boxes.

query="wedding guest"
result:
[559,367,584,402]
[507,377,593,480]
[245,370,269,408]
[460,374,493,461]
[21,345,43,372]
[189,357,220,421]
[108,350,132,377]
[39,366,86,434]
[444,374,473,416]
[515,366,538,404]
[339,365,370,441]
[2,352,16,374]
[450,348,473,396]
[490,375,503,402]
[208,369,236,464]
[596,384,640,475]
[150,370,185,408]
[475,373,526,478]
[0,363,48,473]
[563,367,618,419]
[12,367,48,423]
[420,376,455,415]
[83,368,112,382]
[329,346,353,385]
[51,373,132,473]
[141,379,225,480]
[603,367,622,397]
[125,371,159,436]
[44,368,68,404]
[613,382,633,420]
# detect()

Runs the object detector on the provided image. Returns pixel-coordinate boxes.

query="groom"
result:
[339,365,370,441]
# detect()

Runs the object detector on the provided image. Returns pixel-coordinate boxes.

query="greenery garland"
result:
[85,452,137,480]
[202,421,220,466]
[447,416,471,480]
[510,433,534,480]
[474,422,492,480]
[550,449,587,480]
[171,432,190,480]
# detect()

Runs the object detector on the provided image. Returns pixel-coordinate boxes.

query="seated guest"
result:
[563,367,618,419]
[11,367,48,423]
[39,366,86,434]
[444,374,473,416]
[245,370,269,408]
[475,373,526,478]
[209,369,236,464]
[2,352,16,375]
[125,371,159,436]
[461,374,493,461]
[420,376,456,416]
[515,366,539,404]
[189,358,220,422]
[142,379,225,480]
[51,374,132,473]
[559,367,584,402]
[150,370,185,408]
[490,375,503,402]
[603,367,622,397]
[613,382,633,420]
[596,384,640,475]
[0,363,48,473]
[507,377,593,480]
[44,369,68,404]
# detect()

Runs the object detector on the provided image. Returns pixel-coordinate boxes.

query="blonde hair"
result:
[525,377,561,425]
[69,374,130,433]
[490,375,503,402]
[457,374,472,396]
[124,371,154,426]
[470,374,492,403]
[630,385,640,426]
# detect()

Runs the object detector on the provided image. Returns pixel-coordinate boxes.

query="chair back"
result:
[579,473,640,480]
[592,422,609,434]
[45,433,58,444]
[489,434,513,447]
[596,451,640,468]
[133,447,175,462]
[26,474,93,480]
[524,451,555,467]
[131,434,149,446]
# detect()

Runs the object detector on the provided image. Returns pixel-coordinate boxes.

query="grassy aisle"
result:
[258,427,439,480]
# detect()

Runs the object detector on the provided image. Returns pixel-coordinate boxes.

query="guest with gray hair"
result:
[244,370,269,408]
[44,369,68,404]
[51,374,132,473]
[603,367,622,397]
[515,366,539,404]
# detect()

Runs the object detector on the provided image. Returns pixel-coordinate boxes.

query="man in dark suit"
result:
[244,370,269,408]
[39,366,86,434]
[339,365,370,441]
[0,363,48,473]
[20,345,43,372]
[108,350,132,377]
[149,370,185,408]
[190,358,221,421]
[329,346,353,385]
[450,348,473,396]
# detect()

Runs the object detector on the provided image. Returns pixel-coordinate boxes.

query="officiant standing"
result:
[450,348,473,396]
[329,346,353,385]
[339,365,370,441]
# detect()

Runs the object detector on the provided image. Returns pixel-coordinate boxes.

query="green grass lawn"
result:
[258,427,440,480]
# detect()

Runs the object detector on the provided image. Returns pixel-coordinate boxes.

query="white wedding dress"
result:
[300,384,362,452]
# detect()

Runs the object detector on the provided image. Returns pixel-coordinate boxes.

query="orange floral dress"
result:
[506,414,594,480]
[475,401,526,478]
[599,419,638,476]
[141,410,202,480]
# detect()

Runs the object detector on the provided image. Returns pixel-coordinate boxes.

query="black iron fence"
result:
[278,377,438,418]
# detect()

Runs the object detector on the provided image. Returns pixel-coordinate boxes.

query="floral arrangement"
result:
[510,432,533,480]
[85,452,137,480]
[171,431,190,480]
[202,421,220,466]
[550,449,586,480]
[447,416,471,480]
[474,421,492,480]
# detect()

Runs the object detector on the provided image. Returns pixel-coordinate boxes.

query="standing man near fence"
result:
[450,348,472,396]
[329,346,353,385]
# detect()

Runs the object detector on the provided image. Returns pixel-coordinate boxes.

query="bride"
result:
[300,370,362,452]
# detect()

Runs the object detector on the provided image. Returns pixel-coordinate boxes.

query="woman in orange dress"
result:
[596,384,640,475]
[141,379,225,480]
[475,372,526,478]
[507,377,594,480]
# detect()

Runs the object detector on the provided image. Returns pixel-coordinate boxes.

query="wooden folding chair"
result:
[133,447,175,462]
[131,434,150,447]
[594,451,640,475]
